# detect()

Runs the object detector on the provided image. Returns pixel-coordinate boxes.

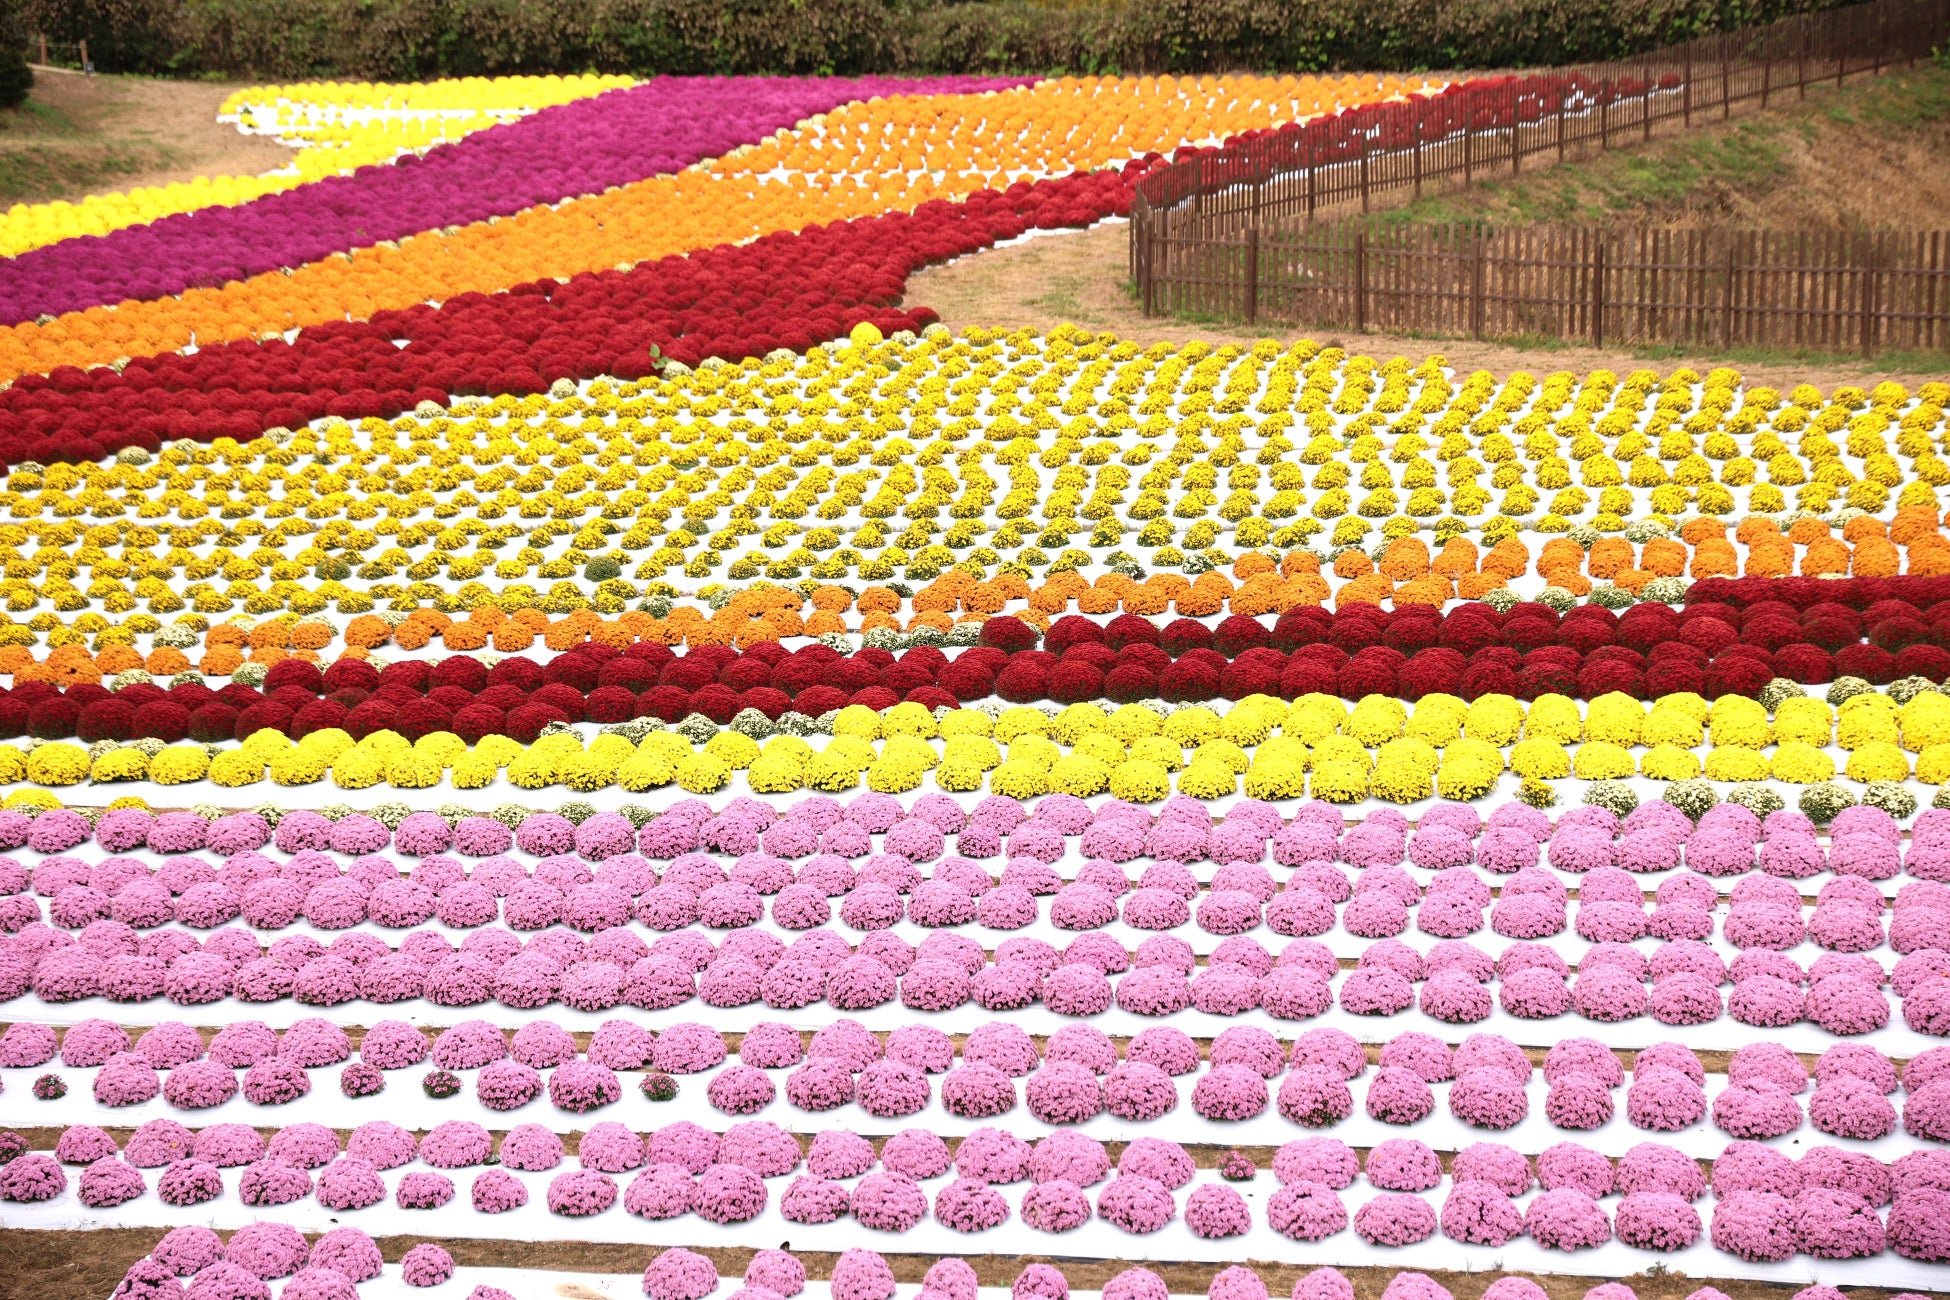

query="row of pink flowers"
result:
[17,1126,1942,1261]
[106,1221,467,1296]
[11,903,1948,1040]
[8,794,1945,881]
[14,1011,1950,1145]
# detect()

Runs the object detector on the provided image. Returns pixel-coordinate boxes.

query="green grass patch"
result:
[0,99,80,138]
[1359,63,1944,231]
[0,144,158,204]
[0,94,181,206]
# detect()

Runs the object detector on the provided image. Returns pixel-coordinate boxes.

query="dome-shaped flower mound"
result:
[1441,1180,1524,1245]
[1615,1191,1703,1251]
[1712,1190,1799,1261]
[644,1249,720,1300]
[1268,1181,1348,1241]
[1355,1193,1439,1247]
[1185,1183,1253,1238]
[1097,1174,1178,1234]
[1526,1187,1612,1250]
[852,1171,928,1232]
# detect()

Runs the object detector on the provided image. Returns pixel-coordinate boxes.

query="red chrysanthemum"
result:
[1212,615,1271,656]
[979,616,1039,652]
[1399,648,1465,701]
[1045,616,1108,653]
[1833,643,1898,684]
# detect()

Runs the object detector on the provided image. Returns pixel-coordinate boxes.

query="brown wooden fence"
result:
[1144,223,1950,354]
[1128,0,1950,350]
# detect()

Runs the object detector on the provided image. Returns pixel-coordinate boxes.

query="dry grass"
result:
[0,68,290,207]
[1362,65,1950,232]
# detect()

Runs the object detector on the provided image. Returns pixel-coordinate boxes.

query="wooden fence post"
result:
[1463,95,1474,184]
[1245,228,1260,326]
[1354,232,1368,334]
[1722,241,1738,346]
[1600,86,1609,150]
[1642,67,1653,142]
[1360,135,1372,213]
[1557,95,1567,163]
[1861,235,1880,357]
[1472,235,1487,339]
[1592,241,1607,349]
[1685,42,1694,122]
[1722,32,1732,118]
[1306,138,1317,224]
[1138,222,1154,315]
[37,34,46,64]
[1800,21,1810,97]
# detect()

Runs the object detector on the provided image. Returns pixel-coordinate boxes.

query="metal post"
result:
[1245,228,1260,325]
[1414,112,1424,197]
[1514,83,1524,173]
[1354,232,1368,334]
[1592,241,1606,349]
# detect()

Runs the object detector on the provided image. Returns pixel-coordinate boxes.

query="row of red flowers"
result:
[11,593,1950,746]
[1687,577,1950,612]
[0,167,1146,470]
[1157,69,1684,201]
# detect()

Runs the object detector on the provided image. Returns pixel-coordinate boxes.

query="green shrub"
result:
[18,0,1862,78]
[0,48,31,109]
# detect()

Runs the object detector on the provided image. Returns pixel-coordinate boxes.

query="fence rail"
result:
[1128,0,1950,351]
[1144,223,1950,355]
[20,36,90,70]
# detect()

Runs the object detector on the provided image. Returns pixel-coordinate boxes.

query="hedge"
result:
[28,0,1854,80]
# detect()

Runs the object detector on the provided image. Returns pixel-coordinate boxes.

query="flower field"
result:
[0,63,1945,1300]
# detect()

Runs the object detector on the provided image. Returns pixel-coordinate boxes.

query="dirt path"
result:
[0,67,290,207]
[906,221,1950,389]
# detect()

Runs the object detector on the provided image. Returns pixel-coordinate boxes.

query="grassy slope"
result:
[1365,62,1950,230]
[0,71,290,210]
[0,94,171,205]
